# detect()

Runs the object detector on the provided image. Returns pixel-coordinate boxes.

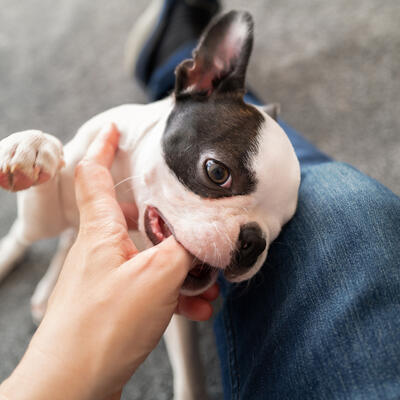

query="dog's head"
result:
[136,11,300,295]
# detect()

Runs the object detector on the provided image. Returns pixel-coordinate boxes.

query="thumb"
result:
[123,236,194,287]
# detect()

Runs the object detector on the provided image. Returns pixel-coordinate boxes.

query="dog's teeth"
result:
[156,232,164,241]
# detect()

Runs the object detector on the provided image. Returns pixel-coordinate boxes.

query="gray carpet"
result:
[0,1,399,398]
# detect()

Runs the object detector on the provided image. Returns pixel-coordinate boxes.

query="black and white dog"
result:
[0,11,300,399]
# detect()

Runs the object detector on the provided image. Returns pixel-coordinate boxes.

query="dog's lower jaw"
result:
[143,205,219,296]
[180,266,219,296]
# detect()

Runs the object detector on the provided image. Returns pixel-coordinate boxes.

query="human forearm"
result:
[0,338,92,400]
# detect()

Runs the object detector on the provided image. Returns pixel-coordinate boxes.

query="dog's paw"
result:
[30,298,47,325]
[0,130,64,191]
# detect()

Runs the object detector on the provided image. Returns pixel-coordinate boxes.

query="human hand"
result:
[0,124,219,400]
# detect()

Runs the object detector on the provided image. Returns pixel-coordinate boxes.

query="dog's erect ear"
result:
[174,11,253,99]
[262,103,281,121]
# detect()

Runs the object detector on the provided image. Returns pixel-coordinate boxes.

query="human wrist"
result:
[0,330,92,400]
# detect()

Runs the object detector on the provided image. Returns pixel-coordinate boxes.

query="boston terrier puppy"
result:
[0,11,300,400]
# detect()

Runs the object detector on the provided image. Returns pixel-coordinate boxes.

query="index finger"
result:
[74,123,127,229]
[84,122,120,167]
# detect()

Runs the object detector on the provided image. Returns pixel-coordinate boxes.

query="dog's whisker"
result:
[212,242,221,268]
[213,242,220,264]
[212,221,235,254]
[113,175,142,189]
[198,249,205,271]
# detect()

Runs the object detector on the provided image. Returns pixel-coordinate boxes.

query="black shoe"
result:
[125,0,220,86]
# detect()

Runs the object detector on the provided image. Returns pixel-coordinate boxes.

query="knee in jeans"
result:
[297,162,400,233]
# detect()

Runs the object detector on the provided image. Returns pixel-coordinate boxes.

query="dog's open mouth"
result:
[144,206,218,294]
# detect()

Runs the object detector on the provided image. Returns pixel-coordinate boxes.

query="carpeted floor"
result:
[0,1,399,398]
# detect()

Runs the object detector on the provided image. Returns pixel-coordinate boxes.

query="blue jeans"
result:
[146,46,400,399]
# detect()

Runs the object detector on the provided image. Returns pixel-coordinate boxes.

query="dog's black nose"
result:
[236,223,266,269]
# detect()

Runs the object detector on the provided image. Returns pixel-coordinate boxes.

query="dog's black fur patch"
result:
[162,11,265,198]
[162,94,264,198]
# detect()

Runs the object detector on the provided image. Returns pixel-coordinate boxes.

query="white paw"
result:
[0,130,64,191]
[30,272,54,325]
[30,297,47,325]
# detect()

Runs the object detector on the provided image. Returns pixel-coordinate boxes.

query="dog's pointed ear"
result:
[262,103,281,121]
[174,11,254,99]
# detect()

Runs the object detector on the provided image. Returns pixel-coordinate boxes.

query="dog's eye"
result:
[205,159,231,188]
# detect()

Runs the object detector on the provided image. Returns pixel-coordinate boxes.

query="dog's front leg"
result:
[0,130,66,282]
[30,228,76,324]
[164,314,208,400]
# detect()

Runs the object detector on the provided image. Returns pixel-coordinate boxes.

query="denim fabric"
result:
[147,41,197,100]
[215,162,400,399]
[143,27,400,399]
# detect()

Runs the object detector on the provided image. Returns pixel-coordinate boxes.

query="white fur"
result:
[0,96,300,400]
